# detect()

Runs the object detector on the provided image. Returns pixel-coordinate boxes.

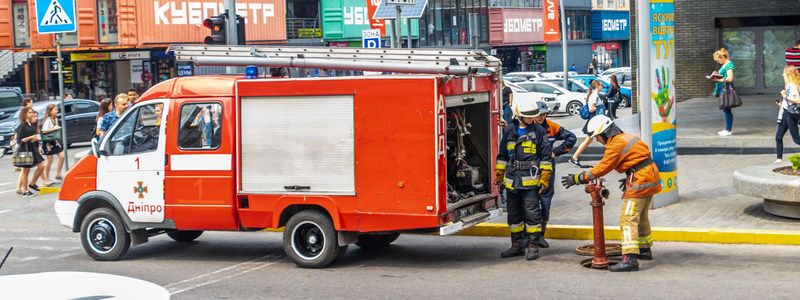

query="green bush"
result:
[789,154,800,170]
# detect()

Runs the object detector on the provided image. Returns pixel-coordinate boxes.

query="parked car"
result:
[540,71,579,79]
[503,81,561,114]
[0,88,25,152]
[506,72,543,81]
[502,76,528,83]
[571,75,632,108]
[0,99,99,152]
[514,81,585,116]
[533,78,589,93]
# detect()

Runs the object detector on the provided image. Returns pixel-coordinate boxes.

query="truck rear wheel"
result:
[355,233,400,249]
[80,207,130,261]
[167,230,204,243]
[283,210,347,268]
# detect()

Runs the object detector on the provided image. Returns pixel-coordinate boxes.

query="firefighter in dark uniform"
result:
[495,97,554,260]
[531,101,576,248]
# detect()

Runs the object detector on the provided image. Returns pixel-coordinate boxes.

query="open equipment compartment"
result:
[444,92,493,221]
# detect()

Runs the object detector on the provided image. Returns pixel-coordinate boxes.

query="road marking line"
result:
[164,255,282,295]
[0,210,12,215]
[0,182,14,187]
[0,189,18,194]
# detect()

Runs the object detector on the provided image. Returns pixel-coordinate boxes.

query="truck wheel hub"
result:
[87,218,116,253]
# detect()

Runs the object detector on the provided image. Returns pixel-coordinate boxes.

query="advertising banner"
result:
[591,10,629,41]
[542,0,560,42]
[648,0,677,196]
[488,8,543,46]
[365,0,386,36]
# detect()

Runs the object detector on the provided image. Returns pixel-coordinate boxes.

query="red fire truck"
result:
[55,46,504,267]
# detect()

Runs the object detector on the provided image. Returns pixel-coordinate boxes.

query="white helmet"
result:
[587,115,614,138]
[511,97,543,118]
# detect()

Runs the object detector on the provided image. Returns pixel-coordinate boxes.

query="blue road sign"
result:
[35,0,77,33]
[363,37,382,48]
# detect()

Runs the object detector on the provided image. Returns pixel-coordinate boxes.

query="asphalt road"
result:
[1,148,799,299]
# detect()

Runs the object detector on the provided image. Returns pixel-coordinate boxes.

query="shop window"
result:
[97,0,119,43]
[178,103,222,150]
[421,0,488,47]
[12,1,30,47]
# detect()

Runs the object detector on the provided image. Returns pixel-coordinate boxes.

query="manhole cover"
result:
[576,243,622,257]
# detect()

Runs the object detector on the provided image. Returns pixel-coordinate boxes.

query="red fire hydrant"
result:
[583,179,611,268]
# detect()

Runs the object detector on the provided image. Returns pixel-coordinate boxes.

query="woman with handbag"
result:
[775,66,800,163]
[573,81,607,165]
[41,104,64,184]
[607,75,622,119]
[712,48,736,136]
[14,107,44,197]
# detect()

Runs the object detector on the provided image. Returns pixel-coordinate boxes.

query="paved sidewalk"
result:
[575,95,800,154]
[490,154,800,231]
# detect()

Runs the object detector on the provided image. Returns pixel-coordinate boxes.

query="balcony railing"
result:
[287,18,322,40]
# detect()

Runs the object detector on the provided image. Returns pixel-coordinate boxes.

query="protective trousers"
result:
[620,196,653,255]
[507,189,545,242]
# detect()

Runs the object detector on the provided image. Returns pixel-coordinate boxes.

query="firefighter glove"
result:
[561,173,588,189]
[495,169,505,186]
[539,170,552,194]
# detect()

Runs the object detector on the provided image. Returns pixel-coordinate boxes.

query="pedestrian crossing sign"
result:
[35,0,76,33]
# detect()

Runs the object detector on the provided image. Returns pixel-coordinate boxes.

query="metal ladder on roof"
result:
[168,45,502,76]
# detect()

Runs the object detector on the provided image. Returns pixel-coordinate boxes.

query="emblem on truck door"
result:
[134,181,149,199]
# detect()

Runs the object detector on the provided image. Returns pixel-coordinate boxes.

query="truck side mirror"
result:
[91,139,108,157]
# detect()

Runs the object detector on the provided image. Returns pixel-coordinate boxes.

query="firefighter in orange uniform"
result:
[561,115,661,272]
[495,98,553,261]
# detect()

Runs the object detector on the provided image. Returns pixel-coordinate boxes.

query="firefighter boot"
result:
[610,254,640,272]
[639,248,653,260]
[501,233,525,258]
[525,243,540,260]
[534,223,549,248]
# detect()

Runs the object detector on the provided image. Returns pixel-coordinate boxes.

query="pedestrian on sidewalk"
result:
[775,66,800,163]
[570,64,578,72]
[786,40,800,71]
[97,94,129,139]
[27,110,47,191]
[712,48,736,136]
[41,104,64,184]
[15,107,44,197]
[532,101,576,248]
[94,97,112,139]
[561,115,661,272]
[607,75,622,119]
[495,98,554,261]
[587,63,595,75]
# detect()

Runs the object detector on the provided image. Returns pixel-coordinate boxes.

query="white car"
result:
[504,81,561,113]
[505,72,544,81]
[514,81,587,116]
[539,71,579,79]
[599,67,630,81]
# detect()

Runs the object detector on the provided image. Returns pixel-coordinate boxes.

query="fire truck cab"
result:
[55,46,505,268]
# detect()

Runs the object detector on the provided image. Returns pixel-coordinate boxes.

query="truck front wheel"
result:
[167,230,204,243]
[283,210,347,268]
[355,233,400,249]
[80,207,131,261]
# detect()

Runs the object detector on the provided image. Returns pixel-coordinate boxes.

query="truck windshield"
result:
[0,91,21,109]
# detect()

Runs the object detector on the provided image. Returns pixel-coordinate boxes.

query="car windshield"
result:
[0,91,21,109]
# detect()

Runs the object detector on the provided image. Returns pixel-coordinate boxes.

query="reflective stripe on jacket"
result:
[495,120,553,190]
[585,133,662,198]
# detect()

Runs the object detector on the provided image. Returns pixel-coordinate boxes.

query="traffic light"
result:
[203,15,226,45]
[203,14,246,45]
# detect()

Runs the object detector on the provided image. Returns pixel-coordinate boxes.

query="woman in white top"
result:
[775,66,800,163]
[41,104,64,184]
[572,80,606,164]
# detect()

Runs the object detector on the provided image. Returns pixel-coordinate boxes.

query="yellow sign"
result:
[70,52,110,62]
[298,28,322,38]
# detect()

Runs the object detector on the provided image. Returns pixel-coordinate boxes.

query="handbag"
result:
[42,128,62,142]
[785,85,800,117]
[11,143,34,168]
[719,82,742,109]
[578,104,591,120]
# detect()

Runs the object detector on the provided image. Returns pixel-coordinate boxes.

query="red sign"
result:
[366,0,387,36]
[592,42,621,51]
[543,0,561,42]
[488,8,544,46]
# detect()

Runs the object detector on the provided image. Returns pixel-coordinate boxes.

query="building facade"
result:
[590,5,630,69]
[544,0,593,72]
[631,0,800,103]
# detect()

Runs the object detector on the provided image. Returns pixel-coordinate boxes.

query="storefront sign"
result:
[130,60,144,84]
[153,1,275,25]
[70,52,110,61]
[592,41,621,51]
[111,51,151,60]
[593,0,629,11]
[648,0,677,196]
[365,0,386,36]
[297,28,322,38]
[177,64,193,76]
[591,10,630,41]
[542,0,560,42]
[321,0,418,41]
[488,8,544,46]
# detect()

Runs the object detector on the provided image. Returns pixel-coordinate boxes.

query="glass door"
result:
[722,30,757,94]
[762,28,798,93]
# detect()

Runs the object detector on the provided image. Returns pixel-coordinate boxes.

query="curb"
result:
[38,187,61,195]
[456,223,800,246]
